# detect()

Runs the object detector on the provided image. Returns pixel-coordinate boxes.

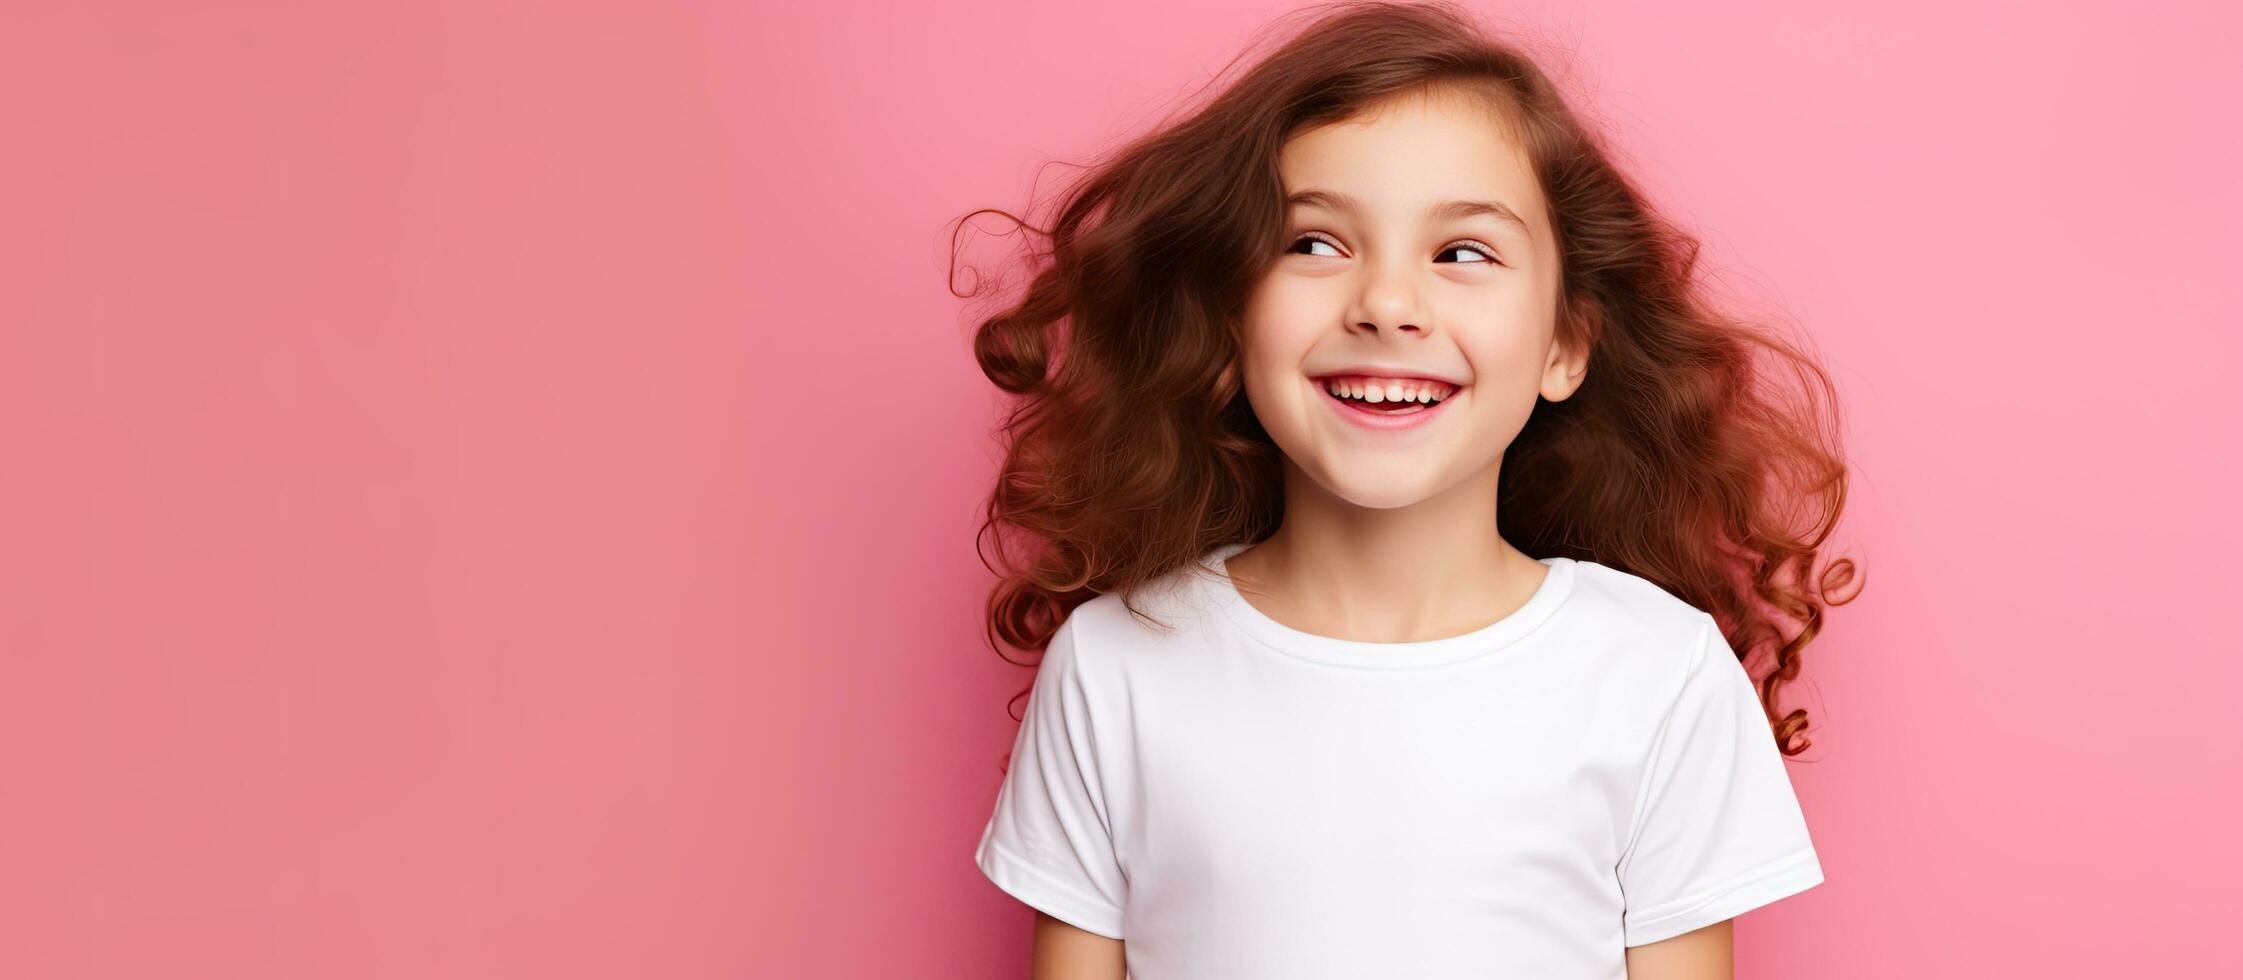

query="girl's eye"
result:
[1285,233,1501,266]
[1438,242,1499,265]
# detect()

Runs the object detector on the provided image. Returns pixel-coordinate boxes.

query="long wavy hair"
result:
[953,1,1861,756]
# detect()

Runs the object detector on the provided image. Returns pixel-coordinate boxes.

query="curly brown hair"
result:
[951,0,1861,756]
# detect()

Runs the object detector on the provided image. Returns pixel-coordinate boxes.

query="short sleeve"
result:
[974,615,1129,939]
[1616,615,1824,947]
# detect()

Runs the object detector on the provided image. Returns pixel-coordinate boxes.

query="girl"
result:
[960,3,1859,978]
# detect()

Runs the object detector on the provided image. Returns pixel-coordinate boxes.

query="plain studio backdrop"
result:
[0,1,2236,977]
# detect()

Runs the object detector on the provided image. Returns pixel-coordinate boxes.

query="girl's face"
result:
[1239,89,1586,510]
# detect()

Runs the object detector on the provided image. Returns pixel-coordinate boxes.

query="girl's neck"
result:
[1226,465,1546,645]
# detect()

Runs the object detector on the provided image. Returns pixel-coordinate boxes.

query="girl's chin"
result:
[1303,465,1456,507]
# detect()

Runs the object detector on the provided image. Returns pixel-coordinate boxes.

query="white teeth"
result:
[1322,378,1450,404]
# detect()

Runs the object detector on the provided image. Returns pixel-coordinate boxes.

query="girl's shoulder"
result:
[1562,558,1713,634]
[1061,556,1235,652]
[1557,558,1726,678]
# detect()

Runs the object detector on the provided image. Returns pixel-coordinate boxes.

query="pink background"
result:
[2,1,2236,976]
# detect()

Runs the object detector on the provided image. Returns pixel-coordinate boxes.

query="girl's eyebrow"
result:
[1287,188,1533,239]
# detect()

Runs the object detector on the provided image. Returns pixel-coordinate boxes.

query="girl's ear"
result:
[1540,304,1594,403]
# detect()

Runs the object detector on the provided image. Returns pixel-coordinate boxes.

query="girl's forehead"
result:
[1286,91,1531,167]
[1290,85,1525,151]
[1277,99,1546,233]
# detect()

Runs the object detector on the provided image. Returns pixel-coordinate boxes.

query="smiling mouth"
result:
[1330,391,1435,414]
[1313,377,1458,415]
[1313,379,1466,431]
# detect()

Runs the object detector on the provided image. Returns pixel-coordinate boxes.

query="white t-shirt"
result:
[975,542,1824,979]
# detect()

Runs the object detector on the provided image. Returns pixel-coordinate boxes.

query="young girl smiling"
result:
[963,4,1859,977]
